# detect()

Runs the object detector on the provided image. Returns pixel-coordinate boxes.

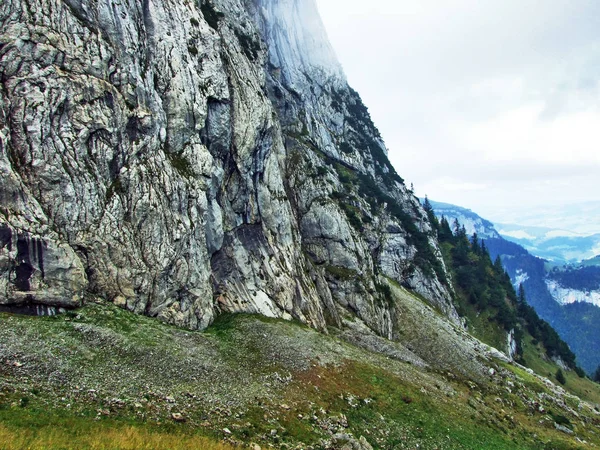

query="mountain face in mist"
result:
[0,0,456,335]
[429,201,500,239]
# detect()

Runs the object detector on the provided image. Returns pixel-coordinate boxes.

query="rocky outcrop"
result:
[0,0,457,335]
[507,328,518,360]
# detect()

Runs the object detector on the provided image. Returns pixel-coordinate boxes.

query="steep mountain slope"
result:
[547,265,600,308]
[486,239,600,375]
[0,0,454,336]
[432,201,600,375]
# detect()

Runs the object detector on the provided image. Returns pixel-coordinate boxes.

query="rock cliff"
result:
[0,0,457,335]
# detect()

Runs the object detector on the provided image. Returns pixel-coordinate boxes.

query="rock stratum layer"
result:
[0,0,457,335]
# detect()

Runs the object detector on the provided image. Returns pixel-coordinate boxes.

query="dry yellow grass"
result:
[0,423,233,450]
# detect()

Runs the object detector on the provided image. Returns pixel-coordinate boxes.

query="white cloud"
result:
[316,0,600,231]
[450,103,600,165]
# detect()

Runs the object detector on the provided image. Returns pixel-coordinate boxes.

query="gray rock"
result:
[554,422,574,434]
[331,432,374,450]
[0,0,456,343]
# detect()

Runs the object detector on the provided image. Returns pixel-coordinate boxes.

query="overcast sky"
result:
[315,0,600,229]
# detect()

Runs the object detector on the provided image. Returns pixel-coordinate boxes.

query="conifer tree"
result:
[470,233,480,254]
[594,365,600,383]
[493,256,504,275]
[453,218,461,236]
[518,283,527,306]
[439,217,453,243]
[422,196,438,229]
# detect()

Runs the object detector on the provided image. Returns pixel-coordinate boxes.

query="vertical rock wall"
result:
[0,0,458,335]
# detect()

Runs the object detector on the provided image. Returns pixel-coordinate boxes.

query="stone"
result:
[331,432,373,450]
[554,422,574,434]
[171,413,185,422]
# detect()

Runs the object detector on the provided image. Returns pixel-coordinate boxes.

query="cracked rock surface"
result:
[0,0,457,337]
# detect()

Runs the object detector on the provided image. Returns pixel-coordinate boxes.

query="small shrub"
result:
[201,2,224,30]
[550,411,571,428]
[316,166,328,177]
[324,265,357,281]
[375,282,393,306]
[168,152,194,178]
[235,29,261,60]
[339,203,362,231]
[340,142,353,154]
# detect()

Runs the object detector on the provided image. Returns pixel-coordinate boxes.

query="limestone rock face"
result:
[0,0,457,334]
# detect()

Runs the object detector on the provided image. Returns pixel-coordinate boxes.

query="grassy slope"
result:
[0,416,232,450]
[450,273,600,409]
[1,293,600,449]
[520,335,600,406]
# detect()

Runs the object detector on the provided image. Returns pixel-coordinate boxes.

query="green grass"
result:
[0,398,231,450]
[520,334,600,405]
[302,362,520,449]
[2,300,600,449]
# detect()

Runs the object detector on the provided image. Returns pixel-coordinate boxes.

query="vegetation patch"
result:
[235,29,261,61]
[2,301,599,449]
[339,202,362,231]
[375,281,393,306]
[0,406,231,450]
[339,142,354,154]
[201,2,224,30]
[324,264,358,281]
[168,152,194,178]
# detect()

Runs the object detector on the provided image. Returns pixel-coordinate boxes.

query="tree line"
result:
[423,198,580,372]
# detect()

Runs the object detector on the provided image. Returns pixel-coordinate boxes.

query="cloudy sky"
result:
[315,0,600,229]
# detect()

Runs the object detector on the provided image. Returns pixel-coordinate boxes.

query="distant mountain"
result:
[496,223,600,263]
[546,265,600,308]
[430,200,500,239]
[431,200,600,374]
[581,255,600,267]
[485,201,600,236]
